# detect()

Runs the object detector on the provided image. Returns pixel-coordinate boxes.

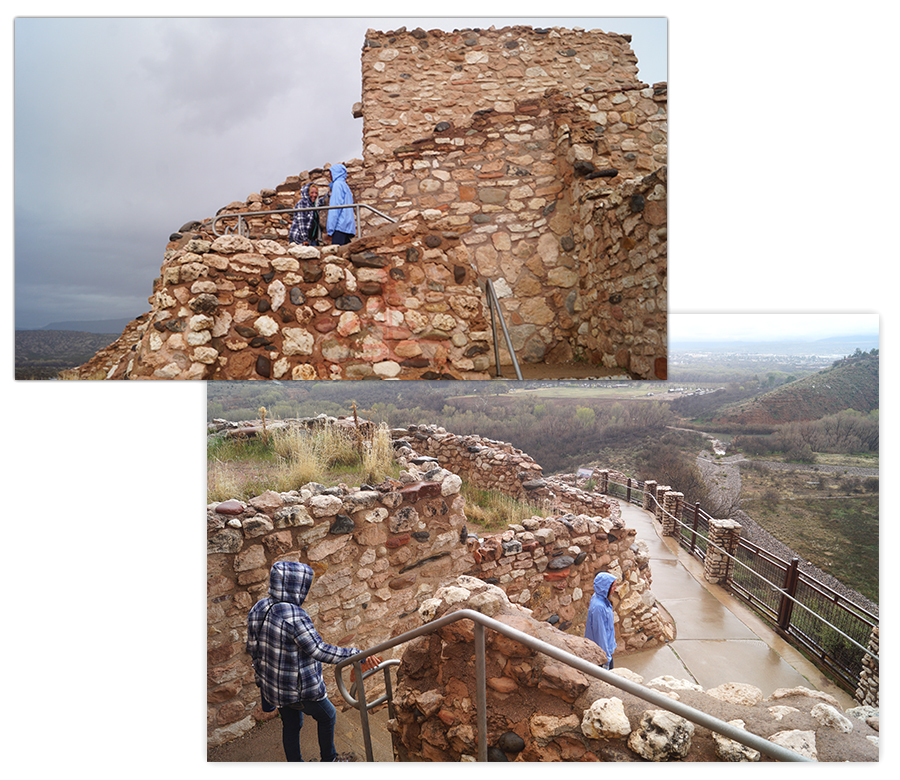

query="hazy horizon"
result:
[669,313,879,345]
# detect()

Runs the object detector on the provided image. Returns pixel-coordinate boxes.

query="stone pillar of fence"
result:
[855,625,879,707]
[642,480,657,511]
[704,518,742,584]
[653,485,671,525]
[597,469,609,494]
[660,490,683,537]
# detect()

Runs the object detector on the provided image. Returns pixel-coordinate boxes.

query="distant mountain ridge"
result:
[15,328,126,379]
[26,318,133,334]
[712,350,879,425]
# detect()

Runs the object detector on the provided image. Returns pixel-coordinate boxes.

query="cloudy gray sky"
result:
[13,15,667,330]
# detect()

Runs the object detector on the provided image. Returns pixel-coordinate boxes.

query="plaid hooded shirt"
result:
[288,184,324,245]
[246,561,359,707]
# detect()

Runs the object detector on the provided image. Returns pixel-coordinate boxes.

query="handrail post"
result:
[487,285,501,377]
[353,659,375,762]
[483,279,523,381]
[474,620,488,762]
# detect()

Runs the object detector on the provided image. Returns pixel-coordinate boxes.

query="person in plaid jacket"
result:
[288,183,325,246]
[246,561,379,762]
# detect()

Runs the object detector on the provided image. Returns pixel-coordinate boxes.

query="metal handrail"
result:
[484,278,523,380]
[335,607,811,762]
[209,203,397,238]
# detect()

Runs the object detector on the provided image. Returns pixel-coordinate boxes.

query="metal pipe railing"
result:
[484,278,523,380]
[209,203,397,238]
[335,608,811,762]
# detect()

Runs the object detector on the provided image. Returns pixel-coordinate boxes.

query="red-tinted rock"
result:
[386,533,411,549]
[399,481,442,501]
[215,499,244,515]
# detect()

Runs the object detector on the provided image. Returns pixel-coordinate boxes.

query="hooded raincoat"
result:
[288,184,323,245]
[246,561,359,707]
[325,163,356,237]
[585,572,617,666]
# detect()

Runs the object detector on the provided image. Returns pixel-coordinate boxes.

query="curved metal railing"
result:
[484,278,523,380]
[335,607,811,762]
[209,203,397,238]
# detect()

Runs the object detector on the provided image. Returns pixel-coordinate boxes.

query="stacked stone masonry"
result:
[104,213,496,380]
[390,579,879,761]
[206,417,670,747]
[360,25,667,375]
[855,626,879,708]
[72,23,666,380]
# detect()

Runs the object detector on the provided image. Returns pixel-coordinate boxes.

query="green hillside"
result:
[711,351,878,426]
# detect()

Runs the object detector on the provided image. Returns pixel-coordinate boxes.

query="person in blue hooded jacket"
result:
[585,571,618,669]
[325,163,356,245]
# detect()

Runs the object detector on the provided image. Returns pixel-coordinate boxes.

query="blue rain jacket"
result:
[326,163,356,237]
[585,572,617,663]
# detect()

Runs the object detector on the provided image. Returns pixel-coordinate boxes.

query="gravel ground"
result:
[695,451,878,617]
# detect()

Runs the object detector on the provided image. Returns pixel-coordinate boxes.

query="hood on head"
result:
[593,571,617,599]
[269,561,314,606]
[330,163,347,182]
[299,183,311,200]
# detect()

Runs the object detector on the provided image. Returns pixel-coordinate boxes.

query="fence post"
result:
[704,519,742,584]
[776,557,801,636]
[597,470,609,495]
[690,502,701,556]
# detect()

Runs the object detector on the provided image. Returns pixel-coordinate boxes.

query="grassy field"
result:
[207,422,399,502]
[508,384,664,400]
[739,464,879,603]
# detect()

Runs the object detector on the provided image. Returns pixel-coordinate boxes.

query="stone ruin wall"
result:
[398,423,628,518]
[102,212,498,380]
[72,24,666,380]
[360,25,667,375]
[391,578,879,762]
[206,418,670,747]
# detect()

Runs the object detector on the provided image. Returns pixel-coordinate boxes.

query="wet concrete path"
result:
[613,499,855,707]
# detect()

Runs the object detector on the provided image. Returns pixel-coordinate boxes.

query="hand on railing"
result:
[350,654,383,682]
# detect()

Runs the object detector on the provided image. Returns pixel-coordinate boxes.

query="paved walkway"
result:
[613,499,855,708]
[208,499,854,762]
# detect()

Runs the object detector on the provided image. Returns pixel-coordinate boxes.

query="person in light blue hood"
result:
[325,163,356,245]
[585,571,618,669]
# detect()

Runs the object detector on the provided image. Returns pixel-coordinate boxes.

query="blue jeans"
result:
[278,697,337,762]
[330,230,354,246]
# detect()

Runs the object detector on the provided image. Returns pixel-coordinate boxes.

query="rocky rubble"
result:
[390,578,880,761]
